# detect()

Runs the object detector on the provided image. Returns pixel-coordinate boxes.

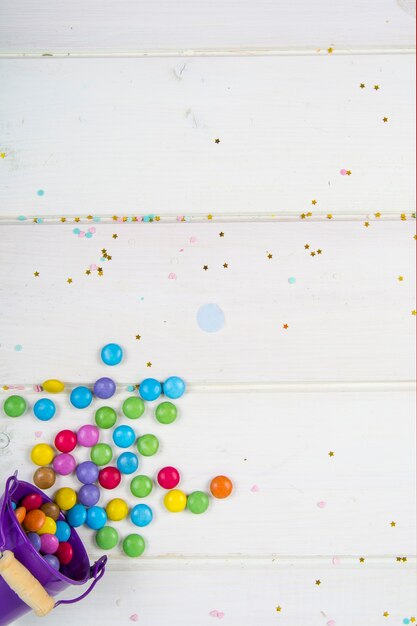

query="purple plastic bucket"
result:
[0,474,107,626]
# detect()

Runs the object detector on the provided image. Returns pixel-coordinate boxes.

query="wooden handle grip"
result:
[0,550,55,617]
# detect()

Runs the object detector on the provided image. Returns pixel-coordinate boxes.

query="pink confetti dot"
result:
[179,248,184,252]
[317,501,326,508]
[117,217,124,223]
[88,227,96,234]
[176,216,184,222]
[90,264,97,270]
[129,615,139,622]
[209,610,225,619]
[327,621,336,626]
[340,169,347,176]
[78,231,85,238]
[251,485,260,493]
[190,236,197,243]
[168,273,177,280]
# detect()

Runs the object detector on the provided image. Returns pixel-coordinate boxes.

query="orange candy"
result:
[210,475,233,499]
[15,506,26,524]
[23,509,46,532]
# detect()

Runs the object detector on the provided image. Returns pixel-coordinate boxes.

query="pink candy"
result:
[40,533,59,554]
[77,424,99,447]
[53,453,76,476]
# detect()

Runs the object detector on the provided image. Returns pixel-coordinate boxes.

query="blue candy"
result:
[33,398,56,421]
[27,532,41,551]
[163,376,186,399]
[86,506,107,530]
[70,386,93,409]
[117,451,139,474]
[55,520,71,542]
[101,343,123,366]
[66,504,87,527]
[112,425,135,448]
[11,501,16,510]
[130,504,153,527]
[139,378,162,401]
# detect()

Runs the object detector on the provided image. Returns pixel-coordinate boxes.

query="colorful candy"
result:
[3,395,27,418]
[53,453,76,476]
[122,534,145,557]
[122,397,145,420]
[42,379,65,393]
[136,434,159,456]
[113,425,135,448]
[54,430,77,453]
[90,443,113,466]
[98,466,121,489]
[54,487,77,511]
[70,386,93,409]
[86,506,107,530]
[93,377,116,400]
[106,498,129,521]
[55,541,73,565]
[76,460,99,484]
[163,489,187,513]
[130,504,153,527]
[40,533,59,554]
[155,401,177,424]
[95,406,117,429]
[66,504,87,528]
[77,424,99,447]
[187,491,209,514]
[117,452,139,475]
[55,520,71,542]
[21,493,43,511]
[33,467,56,490]
[40,502,60,521]
[210,475,233,499]
[27,532,41,551]
[95,526,119,550]
[130,475,153,498]
[78,484,100,507]
[31,443,55,466]
[163,376,185,399]
[38,516,57,535]
[157,466,180,490]
[43,554,60,570]
[23,509,45,532]
[139,378,161,402]
[33,398,56,421]
[14,507,26,524]
[101,343,123,366]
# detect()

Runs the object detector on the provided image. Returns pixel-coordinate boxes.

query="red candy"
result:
[157,466,180,490]
[21,493,43,511]
[55,541,73,565]
[98,466,121,490]
[54,430,77,453]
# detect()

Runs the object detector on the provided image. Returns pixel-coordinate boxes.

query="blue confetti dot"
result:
[197,303,225,333]
[93,216,101,222]
[85,232,93,238]
[143,214,156,223]
[403,620,410,625]
[17,216,27,221]
[73,228,80,234]
[100,257,106,262]
[126,385,135,392]
[37,189,44,197]
[14,344,23,352]
[37,218,43,224]
[126,217,132,222]
[288,277,296,284]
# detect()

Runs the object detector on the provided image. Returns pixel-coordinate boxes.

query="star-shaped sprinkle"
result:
[98,270,103,276]
[60,217,66,223]
[304,244,310,249]
[346,170,352,175]
[383,612,389,617]
[360,83,365,89]
[310,251,316,256]
[97,267,103,272]
[67,278,73,284]
[412,310,416,316]
[307,212,312,217]
[135,335,141,340]
[390,521,396,527]
[374,212,381,218]
[283,324,288,329]
[328,451,334,457]
[410,617,415,622]
[146,362,152,367]
[327,47,333,53]
[74,217,80,222]
[301,213,306,219]
[0,152,6,158]
[396,557,402,561]
[401,213,407,220]
[219,232,224,237]
[112,216,118,221]
[112,233,118,239]
[359,557,365,563]
[315,580,321,585]
[85,270,91,275]
[267,253,273,259]
[364,222,370,227]
[398,276,404,281]
[203,265,209,271]
[34,271,39,277]
[101,249,107,254]
[223,263,228,268]
[311,199,317,205]
[86,215,93,220]
[402,557,407,562]
[214,138,220,144]
[383,117,388,123]
[207,214,213,220]
[374,85,380,90]
[276,606,282,612]
[317,249,322,254]
[327,214,333,219]
[107,255,112,261]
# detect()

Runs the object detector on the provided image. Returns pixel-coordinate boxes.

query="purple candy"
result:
[40,533,59,555]
[93,377,116,400]
[27,532,41,551]
[76,460,99,484]
[78,483,100,507]
[53,453,76,476]
[77,424,99,447]
[43,554,60,571]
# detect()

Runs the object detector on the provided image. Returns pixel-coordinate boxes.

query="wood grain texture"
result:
[0,0,415,54]
[0,55,415,217]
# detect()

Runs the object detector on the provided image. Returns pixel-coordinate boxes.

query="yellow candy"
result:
[37,516,57,535]
[31,443,55,466]
[42,379,65,393]
[164,489,187,513]
[106,498,129,521]
[54,487,77,511]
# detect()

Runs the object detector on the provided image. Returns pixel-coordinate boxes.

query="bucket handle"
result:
[54,555,107,607]
[0,473,19,552]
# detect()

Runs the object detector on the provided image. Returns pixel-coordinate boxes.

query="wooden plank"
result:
[0,0,415,54]
[1,390,415,557]
[0,221,414,383]
[0,55,415,217]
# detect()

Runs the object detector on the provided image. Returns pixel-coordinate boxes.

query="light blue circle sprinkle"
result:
[197,303,225,333]
[37,189,44,197]
[93,216,101,222]
[127,217,132,222]
[17,216,27,221]
[127,385,135,392]
[288,277,296,284]
[14,344,23,352]
[73,228,80,235]
[100,257,106,262]
[403,620,410,625]
[85,232,93,238]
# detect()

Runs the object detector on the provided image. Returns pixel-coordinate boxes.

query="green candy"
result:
[136,434,159,457]
[155,401,177,424]
[3,395,27,418]
[96,526,119,549]
[187,491,210,514]
[123,533,145,557]
[122,397,145,420]
[90,443,113,466]
[95,406,117,429]
[130,475,153,498]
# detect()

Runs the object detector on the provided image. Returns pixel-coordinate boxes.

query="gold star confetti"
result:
[203,265,209,271]
[310,251,316,257]
[74,217,80,222]
[97,267,103,273]
[60,217,66,223]
[207,214,213,220]
[383,117,388,123]
[317,249,322,255]
[315,580,321,585]
[276,606,282,612]
[267,253,273,259]
[219,232,224,237]
[410,618,415,622]
[383,612,389,617]
[346,170,352,175]
[311,199,317,205]
[112,216,118,221]
[101,249,107,255]
[283,324,288,329]
[33,271,39,277]
[135,335,141,340]
[0,152,6,158]
[67,278,73,284]
[359,557,365,563]
[146,362,152,367]
[85,270,91,275]
[360,83,365,89]
[327,47,333,53]
[328,451,334,457]
[364,222,370,227]
[327,214,333,219]
[307,212,312,217]
[301,213,306,219]
[98,270,103,276]
[402,557,407,562]
[214,138,220,144]
[374,85,380,90]
[411,310,416,316]
[112,233,118,239]
[86,215,93,220]
[396,557,402,562]
[401,213,407,221]
[304,244,310,249]
[107,255,112,261]
[374,212,381,218]
[155,216,161,221]
[223,263,228,268]
[390,521,396,527]
[398,276,404,282]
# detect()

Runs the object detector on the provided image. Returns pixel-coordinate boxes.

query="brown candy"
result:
[33,467,56,490]
[40,501,60,521]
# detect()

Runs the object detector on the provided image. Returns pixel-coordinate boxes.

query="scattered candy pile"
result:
[3,343,233,558]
